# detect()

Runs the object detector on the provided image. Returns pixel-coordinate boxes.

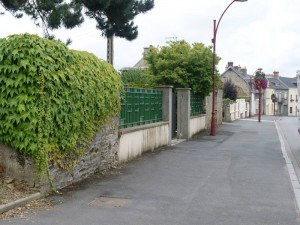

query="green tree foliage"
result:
[0,0,154,40]
[120,69,154,88]
[0,34,123,177]
[0,0,84,38]
[144,40,220,97]
[223,79,237,101]
[81,0,154,40]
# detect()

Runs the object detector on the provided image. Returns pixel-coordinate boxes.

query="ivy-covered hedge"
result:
[0,34,123,176]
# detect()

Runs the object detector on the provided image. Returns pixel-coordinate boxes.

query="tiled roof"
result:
[278,77,297,88]
[267,77,288,90]
[133,58,148,69]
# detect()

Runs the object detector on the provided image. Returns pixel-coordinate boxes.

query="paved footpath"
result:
[2,118,300,225]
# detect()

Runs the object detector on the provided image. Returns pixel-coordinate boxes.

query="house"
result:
[265,71,298,116]
[221,62,251,99]
[265,71,289,116]
[220,62,253,116]
[278,76,298,116]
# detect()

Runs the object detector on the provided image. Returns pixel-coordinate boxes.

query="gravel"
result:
[0,172,53,220]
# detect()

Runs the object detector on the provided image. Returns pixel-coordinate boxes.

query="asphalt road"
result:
[2,116,300,225]
[276,116,300,164]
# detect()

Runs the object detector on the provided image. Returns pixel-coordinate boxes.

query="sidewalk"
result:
[2,118,300,225]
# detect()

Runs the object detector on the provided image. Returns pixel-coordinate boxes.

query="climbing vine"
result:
[0,34,123,179]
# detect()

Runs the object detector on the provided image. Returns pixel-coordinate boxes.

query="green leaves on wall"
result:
[0,34,123,176]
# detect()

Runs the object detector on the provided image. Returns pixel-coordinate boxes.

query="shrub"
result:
[120,68,154,88]
[223,79,237,101]
[0,34,123,177]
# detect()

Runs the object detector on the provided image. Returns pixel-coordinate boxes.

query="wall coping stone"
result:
[191,114,206,119]
[120,121,169,135]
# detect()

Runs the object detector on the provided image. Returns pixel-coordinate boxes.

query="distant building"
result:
[265,71,289,116]
[275,74,298,116]
[297,71,300,117]
[221,62,298,117]
[120,46,151,71]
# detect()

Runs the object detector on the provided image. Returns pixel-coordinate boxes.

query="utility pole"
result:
[107,36,114,65]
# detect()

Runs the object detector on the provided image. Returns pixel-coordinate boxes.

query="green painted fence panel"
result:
[120,87,163,128]
[190,94,204,116]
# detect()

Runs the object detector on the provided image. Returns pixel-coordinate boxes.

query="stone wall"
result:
[49,118,119,190]
[0,117,119,191]
[0,144,36,186]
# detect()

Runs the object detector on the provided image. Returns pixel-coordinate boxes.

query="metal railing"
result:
[120,87,163,129]
[190,94,204,116]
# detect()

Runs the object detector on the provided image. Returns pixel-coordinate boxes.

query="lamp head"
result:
[235,0,248,2]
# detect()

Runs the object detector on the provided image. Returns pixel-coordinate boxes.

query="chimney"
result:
[273,71,279,79]
[233,66,239,71]
[227,61,234,67]
[143,47,150,54]
[241,67,247,74]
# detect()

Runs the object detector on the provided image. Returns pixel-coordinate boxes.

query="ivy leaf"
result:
[52,74,60,83]
[5,78,14,88]
[17,104,26,113]
[14,74,26,88]
[8,98,18,107]
[11,64,19,74]
[20,59,30,69]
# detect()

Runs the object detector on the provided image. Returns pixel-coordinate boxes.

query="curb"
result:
[275,121,300,212]
[0,192,42,214]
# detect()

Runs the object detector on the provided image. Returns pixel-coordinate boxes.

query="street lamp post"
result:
[253,68,267,123]
[210,0,247,136]
[271,93,277,116]
[249,76,253,118]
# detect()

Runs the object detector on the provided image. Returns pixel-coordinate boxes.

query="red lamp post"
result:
[253,69,267,122]
[249,76,253,118]
[210,0,248,136]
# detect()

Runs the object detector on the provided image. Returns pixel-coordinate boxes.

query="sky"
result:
[1,0,300,78]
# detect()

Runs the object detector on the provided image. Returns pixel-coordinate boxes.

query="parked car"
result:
[298,116,300,134]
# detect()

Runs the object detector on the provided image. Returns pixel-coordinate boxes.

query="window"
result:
[290,107,293,114]
[290,94,292,100]
[284,92,287,100]
[278,93,282,101]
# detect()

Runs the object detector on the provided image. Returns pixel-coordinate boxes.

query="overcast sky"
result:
[1,0,300,77]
